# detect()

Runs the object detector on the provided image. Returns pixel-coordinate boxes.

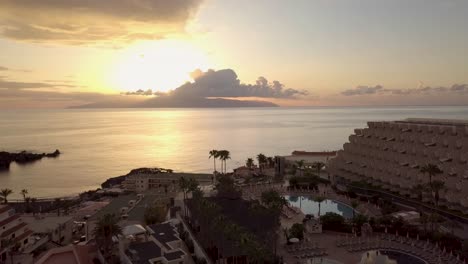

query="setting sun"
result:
[108,40,212,93]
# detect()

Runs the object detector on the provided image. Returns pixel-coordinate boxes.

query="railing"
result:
[346,184,468,224]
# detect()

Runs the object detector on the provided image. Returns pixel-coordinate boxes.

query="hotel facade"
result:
[328,118,468,212]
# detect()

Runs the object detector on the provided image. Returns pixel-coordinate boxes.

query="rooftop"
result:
[148,222,179,250]
[89,194,138,221]
[396,118,468,126]
[127,241,162,264]
[22,215,72,234]
[35,244,98,264]
[164,250,185,261]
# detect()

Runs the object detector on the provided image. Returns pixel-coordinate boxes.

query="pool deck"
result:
[239,182,460,264]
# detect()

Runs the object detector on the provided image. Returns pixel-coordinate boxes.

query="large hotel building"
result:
[328,118,468,212]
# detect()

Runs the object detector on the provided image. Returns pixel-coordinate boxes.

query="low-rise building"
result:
[35,244,101,264]
[86,193,170,240]
[120,222,188,264]
[0,205,34,263]
[275,151,337,177]
[21,215,73,245]
[121,169,211,193]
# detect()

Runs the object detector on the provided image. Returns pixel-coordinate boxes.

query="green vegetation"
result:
[208,149,231,174]
[1,188,13,203]
[288,175,327,190]
[215,174,242,199]
[261,190,288,212]
[209,149,220,173]
[289,223,304,240]
[320,212,347,232]
[144,205,167,225]
[93,213,122,262]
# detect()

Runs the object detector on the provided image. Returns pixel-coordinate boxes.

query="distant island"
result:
[70,96,278,108]
[0,150,61,170]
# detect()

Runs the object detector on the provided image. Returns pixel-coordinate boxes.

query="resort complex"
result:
[1,126,468,264]
[328,118,468,211]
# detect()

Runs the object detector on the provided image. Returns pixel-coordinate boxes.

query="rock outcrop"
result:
[0,149,61,170]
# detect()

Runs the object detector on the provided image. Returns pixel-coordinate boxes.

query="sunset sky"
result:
[1,0,468,108]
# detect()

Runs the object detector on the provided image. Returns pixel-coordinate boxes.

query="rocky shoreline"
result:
[0,149,61,170]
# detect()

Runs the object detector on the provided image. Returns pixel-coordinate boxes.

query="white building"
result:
[328,118,468,212]
[0,205,34,263]
[21,215,74,245]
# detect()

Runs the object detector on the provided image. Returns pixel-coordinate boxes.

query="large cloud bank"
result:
[169,69,307,99]
[0,0,203,45]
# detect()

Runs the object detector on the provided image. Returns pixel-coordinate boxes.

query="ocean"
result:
[1,106,468,198]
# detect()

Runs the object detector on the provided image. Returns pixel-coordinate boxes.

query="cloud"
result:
[0,77,76,89]
[122,89,154,96]
[341,85,383,96]
[341,84,468,96]
[0,0,203,45]
[169,69,307,99]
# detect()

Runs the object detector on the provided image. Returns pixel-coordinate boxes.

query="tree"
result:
[295,160,305,176]
[313,196,326,219]
[320,212,346,231]
[313,162,325,177]
[209,149,219,173]
[412,184,427,201]
[24,197,31,213]
[289,223,304,240]
[257,153,267,174]
[261,190,287,212]
[93,214,122,262]
[20,189,28,201]
[0,188,13,204]
[1,238,19,264]
[218,150,231,174]
[144,205,167,225]
[215,174,242,199]
[351,201,359,220]
[420,163,442,188]
[246,158,254,169]
[179,177,189,217]
[267,157,275,168]
[31,198,37,215]
[431,180,445,207]
[54,198,62,216]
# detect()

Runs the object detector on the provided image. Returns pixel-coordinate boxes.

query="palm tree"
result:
[31,198,37,215]
[295,160,305,176]
[179,177,189,217]
[313,162,325,177]
[431,180,445,207]
[20,189,28,201]
[209,149,219,173]
[1,238,17,264]
[246,158,254,169]
[351,201,359,220]
[1,189,13,204]
[412,184,427,201]
[54,198,62,216]
[257,153,267,173]
[420,163,442,188]
[219,150,231,174]
[267,156,275,168]
[93,214,122,262]
[313,196,326,219]
[246,158,254,176]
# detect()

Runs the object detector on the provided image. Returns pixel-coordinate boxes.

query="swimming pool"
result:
[360,250,427,264]
[284,195,355,219]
